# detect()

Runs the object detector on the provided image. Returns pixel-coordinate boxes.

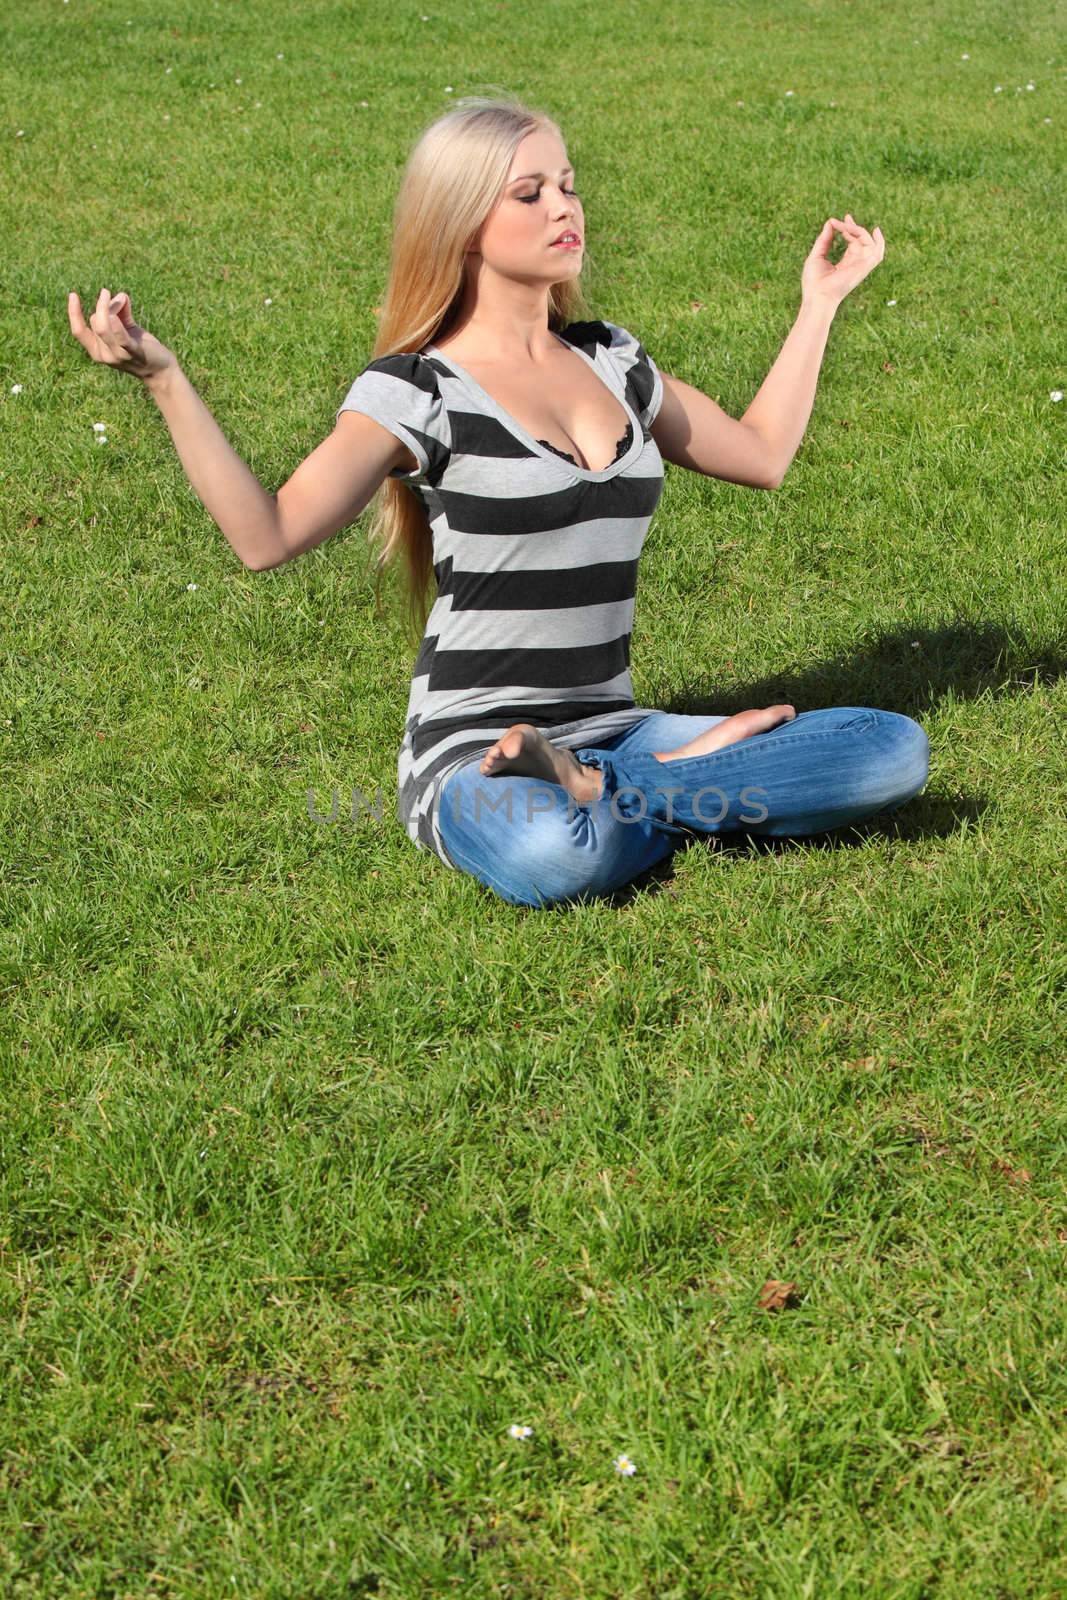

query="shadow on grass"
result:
[565,617,1065,910]
[578,792,988,911]
[655,618,1066,724]
[498,620,1062,911]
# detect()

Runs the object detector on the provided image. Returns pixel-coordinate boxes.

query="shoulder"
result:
[361,349,442,396]
[560,318,662,428]
[558,319,648,362]
[557,319,614,353]
[337,348,451,481]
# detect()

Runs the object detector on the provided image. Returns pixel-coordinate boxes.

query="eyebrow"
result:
[508,165,574,185]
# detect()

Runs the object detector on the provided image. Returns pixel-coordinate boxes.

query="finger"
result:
[90,286,108,335]
[68,293,100,354]
[114,293,138,334]
[845,212,874,242]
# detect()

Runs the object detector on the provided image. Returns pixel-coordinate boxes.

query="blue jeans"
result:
[437,707,930,908]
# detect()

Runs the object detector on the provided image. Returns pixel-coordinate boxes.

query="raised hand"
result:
[67,288,177,383]
[800,214,885,310]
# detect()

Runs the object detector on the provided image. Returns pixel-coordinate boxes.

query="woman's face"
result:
[468,127,584,285]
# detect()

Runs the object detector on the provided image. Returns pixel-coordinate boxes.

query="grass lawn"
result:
[2,0,1065,1594]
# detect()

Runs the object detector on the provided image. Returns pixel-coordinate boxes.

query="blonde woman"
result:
[67,95,928,908]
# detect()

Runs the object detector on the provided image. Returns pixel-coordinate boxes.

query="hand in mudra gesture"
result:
[67,287,177,383]
[801,213,885,309]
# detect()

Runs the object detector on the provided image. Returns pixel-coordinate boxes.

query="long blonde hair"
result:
[363,95,593,646]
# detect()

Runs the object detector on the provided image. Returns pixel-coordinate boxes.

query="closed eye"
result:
[518,188,579,205]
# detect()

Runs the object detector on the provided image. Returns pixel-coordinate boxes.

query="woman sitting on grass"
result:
[67,94,929,908]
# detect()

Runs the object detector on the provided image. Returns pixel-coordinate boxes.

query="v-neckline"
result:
[423,331,643,482]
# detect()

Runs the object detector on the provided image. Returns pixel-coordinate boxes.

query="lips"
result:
[550,231,582,246]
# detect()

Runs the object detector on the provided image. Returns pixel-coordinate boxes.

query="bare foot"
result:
[480,723,603,803]
[653,704,797,762]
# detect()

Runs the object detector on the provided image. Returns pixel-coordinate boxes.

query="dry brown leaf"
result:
[993,1160,1031,1188]
[758,1279,798,1312]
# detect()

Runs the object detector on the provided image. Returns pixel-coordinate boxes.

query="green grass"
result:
[2,0,1066,1594]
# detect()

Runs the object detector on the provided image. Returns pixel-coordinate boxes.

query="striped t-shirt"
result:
[336,319,666,869]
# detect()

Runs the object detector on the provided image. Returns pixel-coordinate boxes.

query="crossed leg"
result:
[479,704,797,801]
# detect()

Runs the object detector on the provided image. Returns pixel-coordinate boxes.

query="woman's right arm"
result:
[68,288,415,572]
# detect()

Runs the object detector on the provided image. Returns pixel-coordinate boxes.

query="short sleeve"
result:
[599,319,664,430]
[335,351,452,484]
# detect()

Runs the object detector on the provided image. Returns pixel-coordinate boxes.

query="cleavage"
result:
[527,379,630,472]
[452,344,631,471]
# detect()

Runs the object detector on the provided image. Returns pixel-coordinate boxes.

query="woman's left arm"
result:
[650,214,885,489]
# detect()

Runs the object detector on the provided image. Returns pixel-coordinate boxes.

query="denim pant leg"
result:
[573,707,930,838]
[436,748,680,908]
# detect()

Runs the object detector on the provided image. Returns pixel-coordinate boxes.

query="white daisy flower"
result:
[614,1454,637,1475]
[277,52,284,59]
[961,53,969,60]
[1051,391,1063,402]
[785,89,794,96]
[10,383,23,394]
[508,1423,533,1439]
[1027,81,1035,90]
[444,85,453,93]
[887,298,897,306]
[235,77,242,84]
[187,582,198,591]
[96,435,108,444]
[264,297,273,305]
[994,86,1002,92]
[93,422,107,431]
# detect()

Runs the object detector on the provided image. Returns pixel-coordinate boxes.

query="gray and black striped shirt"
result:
[336,319,666,868]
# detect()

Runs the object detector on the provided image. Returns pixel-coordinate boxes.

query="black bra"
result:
[537,417,634,470]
